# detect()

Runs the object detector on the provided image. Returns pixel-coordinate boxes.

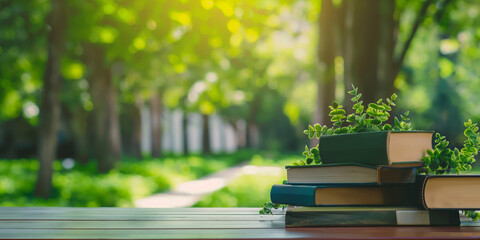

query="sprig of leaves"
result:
[393,111,412,131]
[464,210,480,221]
[423,120,480,174]
[304,85,409,141]
[292,145,321,166]
[259,202,280,214]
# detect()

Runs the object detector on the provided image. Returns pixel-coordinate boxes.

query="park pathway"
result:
[134,162,282,208]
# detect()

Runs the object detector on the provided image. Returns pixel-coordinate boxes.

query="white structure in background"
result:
[140,103,237,155]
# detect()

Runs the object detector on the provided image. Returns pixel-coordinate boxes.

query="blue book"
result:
[270,184,420,207]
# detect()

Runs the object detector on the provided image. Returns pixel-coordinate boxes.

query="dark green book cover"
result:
[285,206,460,227]
[270,184,420,207]
[319,131,433,166]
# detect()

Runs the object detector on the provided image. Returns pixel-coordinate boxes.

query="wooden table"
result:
[0,207,480,239]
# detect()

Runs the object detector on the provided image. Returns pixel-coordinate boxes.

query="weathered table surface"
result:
[0,207,480,240]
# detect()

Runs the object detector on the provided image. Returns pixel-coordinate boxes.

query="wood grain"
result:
[0,207,479,240]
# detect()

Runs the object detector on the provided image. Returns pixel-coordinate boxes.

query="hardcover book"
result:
[285,163,417,184]
[319,131,433,166]
[418,174,480,210]
[285,206,460,227]
[270,184,420,207]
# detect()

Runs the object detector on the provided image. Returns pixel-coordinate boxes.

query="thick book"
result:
[418,174,480,210]
[285,206,460,227]
[270,184,420,207]
[285,163,417,184]
[319,131,433,166]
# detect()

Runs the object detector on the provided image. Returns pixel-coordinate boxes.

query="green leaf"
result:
[310,148,319,156]
[314,124,322,132]
[426,149,433,156]
[333,121,343,127]
[331,101,339,109]
[331,115,346,122]
[329,109,346,116]
[347,114,355,122]
[391,93,397,101]
[366,109,382,117]
[383,103,392,111]
[383,124,392,130]
[308,131,314,139]
[371,119,382,125]
[465,129,477,139]
[368,103,385,111]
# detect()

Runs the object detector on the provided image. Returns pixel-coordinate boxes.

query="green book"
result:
[285,206,460,227]
[270,184,420,207]
[319,131,434,166]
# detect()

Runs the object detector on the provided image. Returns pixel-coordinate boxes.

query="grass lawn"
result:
[193,153,295,207]
[0,150,254,207]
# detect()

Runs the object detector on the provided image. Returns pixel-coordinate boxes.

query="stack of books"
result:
[270,131,480,227]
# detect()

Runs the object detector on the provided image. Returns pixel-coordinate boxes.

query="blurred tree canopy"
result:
[1,0,480,198]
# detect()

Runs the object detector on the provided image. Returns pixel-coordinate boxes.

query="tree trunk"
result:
[246,93,261,149]
[313,0,337,147]
[34,0,66,199]
[150,92,162,158]
[71,106,89,164]
[377,0,395,98]
[84,44,121,173]
[182,111,189,155]
[344,0,384,105]
[132,95,143,159]
[202,114,211,154]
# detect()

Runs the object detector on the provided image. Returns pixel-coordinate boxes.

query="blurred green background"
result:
[1,0,480,207]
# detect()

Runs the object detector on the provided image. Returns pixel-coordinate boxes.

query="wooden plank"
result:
[0,214,283,221]
[0,220,285,229]
[0,208,284,215]
[1,227,480,240]
[0,228,305,240]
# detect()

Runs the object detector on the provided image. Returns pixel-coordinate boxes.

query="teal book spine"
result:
[319,131,389,165]
[270,184,420,207]
[270,185,317,206]
[285,207,460,227]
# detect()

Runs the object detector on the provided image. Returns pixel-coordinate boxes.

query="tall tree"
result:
[83,43,121,173]
[34,0,66,198]
[150,92,163,158]
[312,0,337,146]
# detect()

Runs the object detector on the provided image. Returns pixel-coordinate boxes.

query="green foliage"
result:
[304,85,410,143]
[291,145,321,166]
[298,85,411,166]
[0,152,249,207]
[259,202,283,215]
[464,210,480,221]
[423,120,480,174]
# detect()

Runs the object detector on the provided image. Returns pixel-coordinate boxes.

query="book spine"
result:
[416,174,430,209]
[285,210,396,227]
[270,185,317,207]
[319,131,389,165]
[285,209,460,227]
